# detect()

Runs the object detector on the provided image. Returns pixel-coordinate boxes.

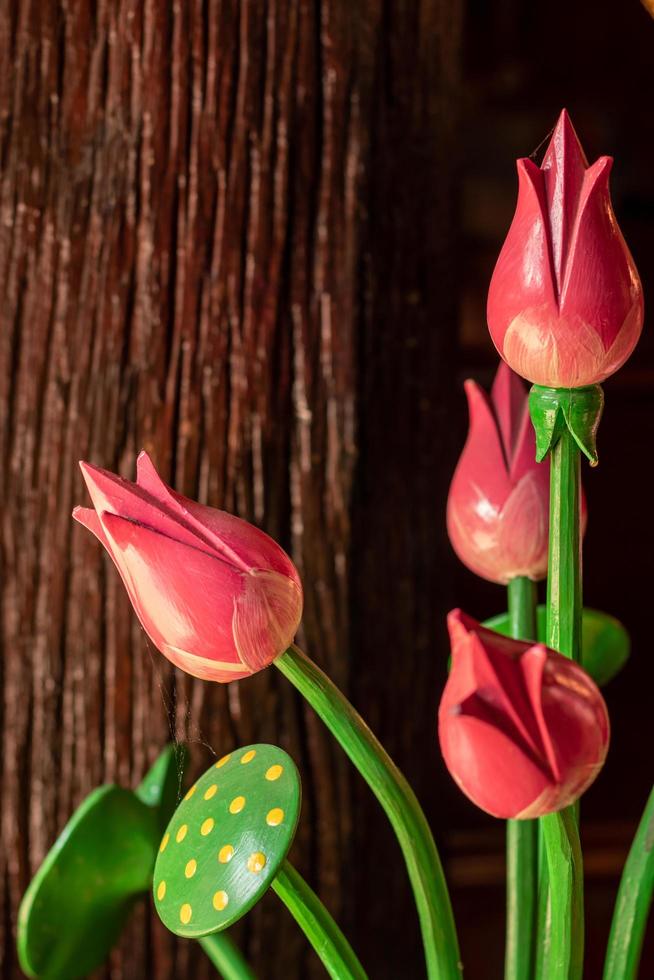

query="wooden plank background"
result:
[0,2,462,976]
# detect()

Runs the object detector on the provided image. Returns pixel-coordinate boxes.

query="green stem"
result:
[540,809,584,980]
[271,860,368,980]
[199,933,257,980]
[537,426,584,980]
[546,427,582,661]
[274,645,461,980]
[505,576,538,980]
[603,786,654,980]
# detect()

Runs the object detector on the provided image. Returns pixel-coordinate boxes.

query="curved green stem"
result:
[505,576,538,980]
[274,645,461,980]
[271,860,367,980]
[199,933,257,980]
[537,425,584,980]
[603,786,654,979]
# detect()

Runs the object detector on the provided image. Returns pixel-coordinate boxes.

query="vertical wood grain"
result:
[0,1,461,976]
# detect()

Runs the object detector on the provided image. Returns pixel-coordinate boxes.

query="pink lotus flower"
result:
[487,109,643,389]
[447,362,555,584]
[73,453,303,682]
[439,610,610,819]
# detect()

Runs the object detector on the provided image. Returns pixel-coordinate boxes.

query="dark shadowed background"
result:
[1,1,652,977]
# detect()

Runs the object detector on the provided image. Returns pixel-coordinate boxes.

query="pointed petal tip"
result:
[584,154,613,188]
[553,107,579,141]
[491,359,525,407]
[555,107,573,129]
[523,641,548,662]
[463,378,487,413]
[136,448,155,470]
[463,377,481,399]
[78,459,106,481]
[544,108,588,169]
[515,156,541,179]
[71,505,109,544]
[447,608,477,639]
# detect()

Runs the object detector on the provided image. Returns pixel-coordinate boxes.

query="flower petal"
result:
[540,108,588,287]
[79,461,210,556]
[487,158,558,355]
[561,156,643,356]
[100,511,244,673]
[72,505,111,548]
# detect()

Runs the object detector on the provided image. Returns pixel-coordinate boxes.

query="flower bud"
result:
[447,362,586,584]
[73,452,303,682]
[438,609,610,819]
[487,110,643,388]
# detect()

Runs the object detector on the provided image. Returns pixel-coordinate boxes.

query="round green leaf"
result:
[481,605,630,686]
[154,744,301,938]
[18,787,160,979]
[17,745,185,979]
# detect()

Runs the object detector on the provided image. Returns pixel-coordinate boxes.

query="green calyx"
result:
[528,385,604,466]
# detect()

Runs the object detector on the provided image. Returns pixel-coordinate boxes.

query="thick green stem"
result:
[537,426,584,980]
[274,645,461,980]
[546,427,583,661]
[540,809,584,980]
[603,786,654,980]
[505,576,538,980]
[198,933,257,980]
[271,861,368,980]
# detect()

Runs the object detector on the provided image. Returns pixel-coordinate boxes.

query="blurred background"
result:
[1,0,652,977]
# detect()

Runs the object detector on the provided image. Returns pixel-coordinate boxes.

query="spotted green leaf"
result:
[154,744,301,938]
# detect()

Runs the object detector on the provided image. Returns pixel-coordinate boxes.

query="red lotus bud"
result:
[447,362,586,584]
[439,609,610,819]
[73,452,303,682]
[487,110,643,388]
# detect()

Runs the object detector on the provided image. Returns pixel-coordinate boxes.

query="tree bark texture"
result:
[0,2,461,977]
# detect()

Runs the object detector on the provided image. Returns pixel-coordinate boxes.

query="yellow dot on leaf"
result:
[180,903,192,925]
[229,796,245,814]
[157,881,166,901]
[204,784,218,801]
[218,845,234,864]
[265,765,283,781]
[159,833,170,853]
[213,890,229,911]
[266,808,284,827]
[241,749,256,764]
[184,784,197,800]
[185,859,197,879]
[215,754,231,769]
[201,818,215,836]
[176,824,188,843]
[247,852,267,874]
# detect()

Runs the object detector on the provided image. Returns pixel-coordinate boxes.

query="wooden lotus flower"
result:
[487,109,643,389]
[73,452,303,682]
[439,610,610,820]
[447,362,552,584]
